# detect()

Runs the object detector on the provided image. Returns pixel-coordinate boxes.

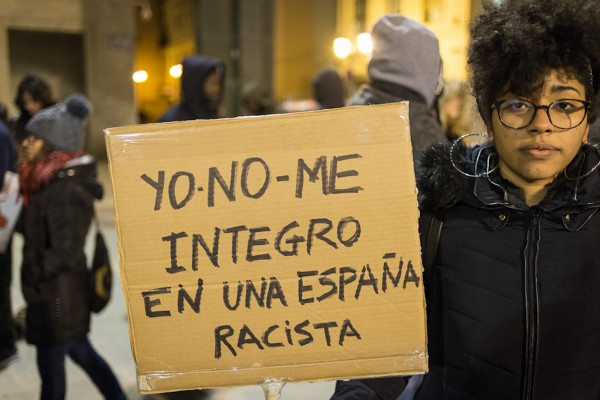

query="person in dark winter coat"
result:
[158,55,225,122]
[331,0,600,399]
[18,95,126,400]
[312,67,345,110]
[348,14,447,163]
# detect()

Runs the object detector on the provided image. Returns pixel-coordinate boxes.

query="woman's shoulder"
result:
[556,144,600,205]
[42,169,100,209]
[54,155,103,200]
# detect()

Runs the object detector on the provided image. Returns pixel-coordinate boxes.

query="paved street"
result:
[0,160,336,400]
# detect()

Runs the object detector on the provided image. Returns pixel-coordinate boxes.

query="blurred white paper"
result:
[0,181,22,253]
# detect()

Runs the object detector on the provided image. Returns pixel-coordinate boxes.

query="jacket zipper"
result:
[522,211,541,400]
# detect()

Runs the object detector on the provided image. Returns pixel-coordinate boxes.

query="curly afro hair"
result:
[468,0,600,125]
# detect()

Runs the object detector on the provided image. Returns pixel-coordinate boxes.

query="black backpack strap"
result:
[329,211,445,400]
[419,210,444,366]
[420,210,443,272]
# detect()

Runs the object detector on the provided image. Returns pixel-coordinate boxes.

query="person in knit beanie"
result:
[18,94,127,400]
[25,94,92,153]
[19,94,94,205]
[348,14,448,165]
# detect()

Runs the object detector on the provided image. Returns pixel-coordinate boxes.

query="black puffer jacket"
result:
[414,142,600,399]
[20,155,103,345]
[330,143,600,400]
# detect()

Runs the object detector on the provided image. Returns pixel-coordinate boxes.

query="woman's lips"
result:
[520,143,559,157]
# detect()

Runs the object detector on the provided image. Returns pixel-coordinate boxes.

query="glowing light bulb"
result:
[132,70,148,83]
[357,33,372,54]
[333,37,352,58]
[169,64,183,78]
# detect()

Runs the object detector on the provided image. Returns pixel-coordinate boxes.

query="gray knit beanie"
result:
[368,14,443,107]
[25,94,92,152]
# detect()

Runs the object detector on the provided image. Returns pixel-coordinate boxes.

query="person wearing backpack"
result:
[18,94,126,400]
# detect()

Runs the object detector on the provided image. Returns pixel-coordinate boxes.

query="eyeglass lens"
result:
[498,99,587,129]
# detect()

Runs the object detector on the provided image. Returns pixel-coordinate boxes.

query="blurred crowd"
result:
[0,12,488,400]
[5,2,598,399]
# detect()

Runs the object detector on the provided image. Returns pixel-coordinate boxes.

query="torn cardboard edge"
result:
[136,352,428,393]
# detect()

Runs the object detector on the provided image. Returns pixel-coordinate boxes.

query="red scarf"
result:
[19,150,83,206]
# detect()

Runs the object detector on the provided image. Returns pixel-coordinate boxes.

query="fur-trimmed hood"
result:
[416,142,600,214]
[416,142,471,213]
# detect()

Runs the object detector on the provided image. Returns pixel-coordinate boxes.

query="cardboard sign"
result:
[105,103,427,394]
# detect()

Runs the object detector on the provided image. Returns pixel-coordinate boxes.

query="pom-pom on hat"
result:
[25,94,92,152]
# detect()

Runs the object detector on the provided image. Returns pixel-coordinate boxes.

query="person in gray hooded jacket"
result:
[349,14,448,164]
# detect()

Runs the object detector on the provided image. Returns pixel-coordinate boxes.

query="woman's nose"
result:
[528,107,554,133]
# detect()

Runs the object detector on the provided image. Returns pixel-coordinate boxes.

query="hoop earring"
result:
[449,133,497,178]
[563,139,600,180]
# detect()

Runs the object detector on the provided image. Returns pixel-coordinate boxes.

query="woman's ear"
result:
[486,123,494,142]
[583,122,590,144]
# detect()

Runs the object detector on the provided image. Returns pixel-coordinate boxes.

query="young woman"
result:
[331,0,600,399]
[19,95,126,400]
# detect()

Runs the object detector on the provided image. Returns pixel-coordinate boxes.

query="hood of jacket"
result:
[55,154,103,200]
[367,14,443,107]
[179,55,224,119]
[416,142,600,214]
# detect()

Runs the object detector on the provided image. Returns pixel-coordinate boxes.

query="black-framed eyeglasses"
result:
[492,98,591,130]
